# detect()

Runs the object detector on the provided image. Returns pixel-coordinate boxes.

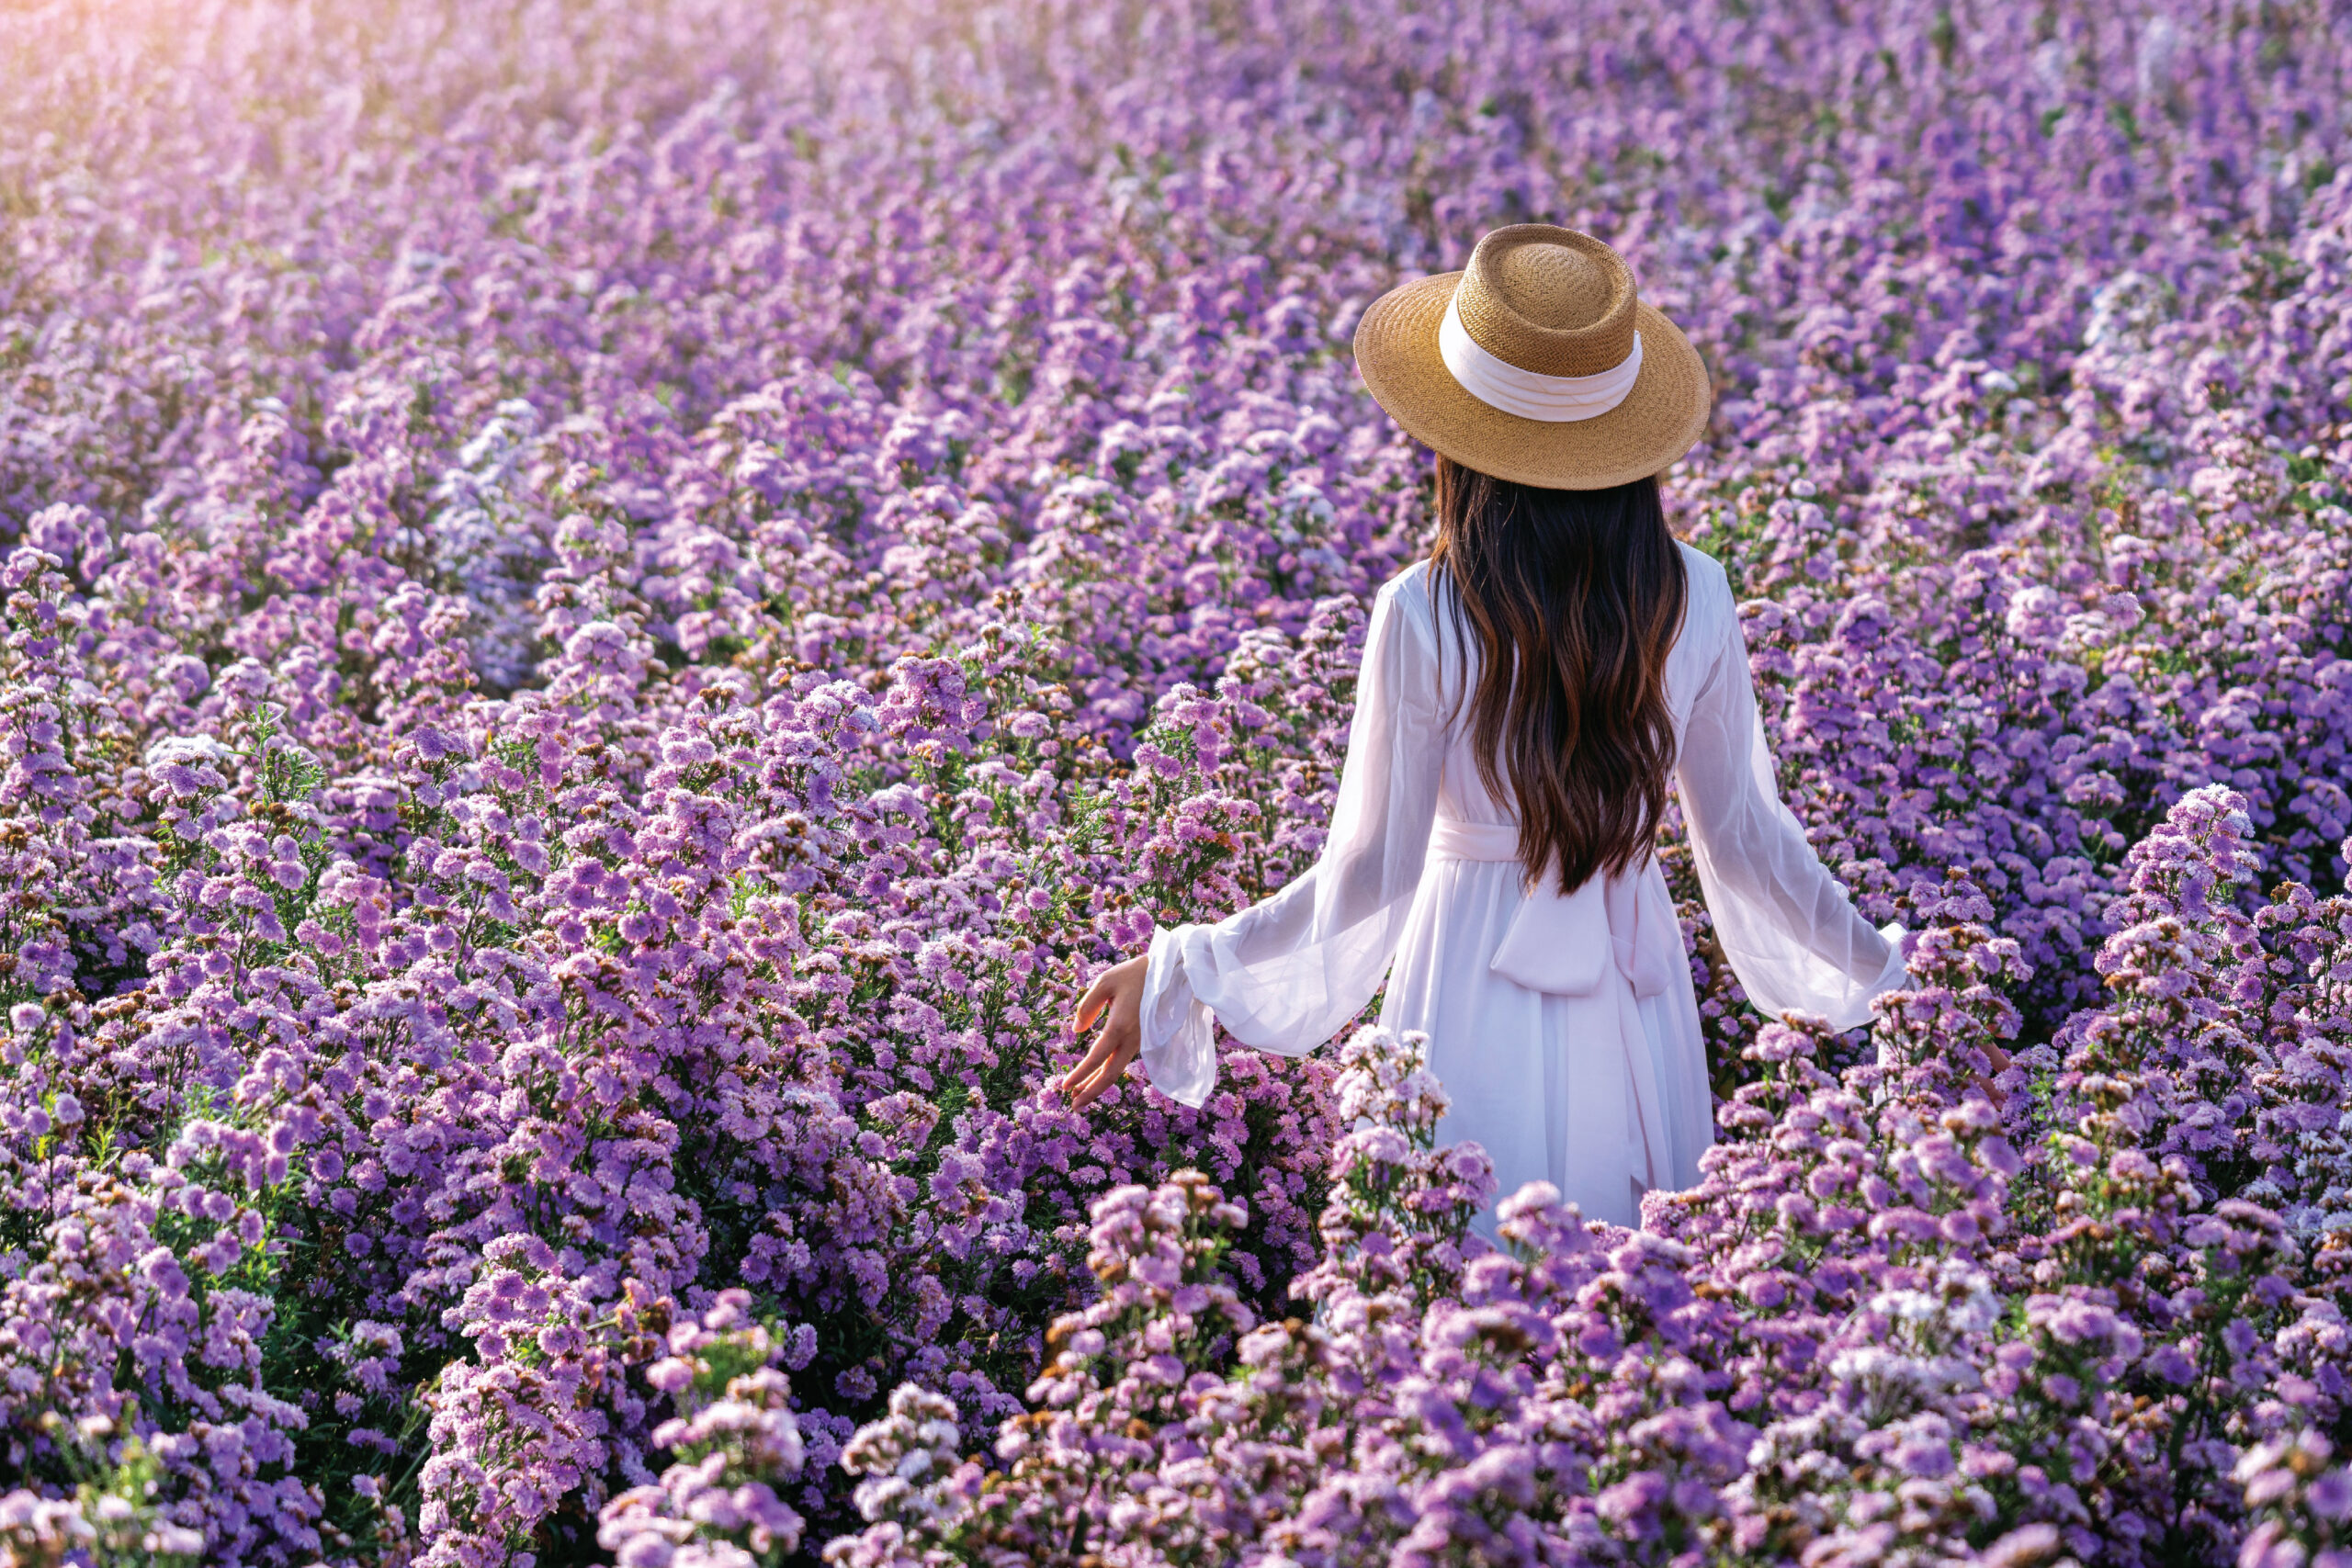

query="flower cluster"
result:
[594,1292,809,1568]
[0,0,2349,1561]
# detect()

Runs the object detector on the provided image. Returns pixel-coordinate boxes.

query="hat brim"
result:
[1353,271,1713,491]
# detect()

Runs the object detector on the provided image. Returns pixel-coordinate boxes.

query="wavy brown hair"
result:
[1429,456,1688,895]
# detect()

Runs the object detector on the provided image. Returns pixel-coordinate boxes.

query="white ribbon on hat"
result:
[1439,288,1644,423]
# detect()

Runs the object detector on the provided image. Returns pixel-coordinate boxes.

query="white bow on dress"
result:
[1425,813,1675,1209]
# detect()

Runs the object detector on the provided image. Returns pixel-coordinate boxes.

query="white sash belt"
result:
[1426,816,1679,998]
[1427,812,1675,1213]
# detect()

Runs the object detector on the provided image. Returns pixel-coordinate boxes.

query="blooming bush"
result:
[0,0,2349,1561]
[0,1412,206,1568]
[834,792,2352,1563]
[594,1292,809,1568]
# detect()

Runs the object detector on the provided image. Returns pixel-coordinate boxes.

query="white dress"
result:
[1137,542,1907,1233]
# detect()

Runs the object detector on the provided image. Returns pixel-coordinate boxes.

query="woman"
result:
[1060,224,1908,1232]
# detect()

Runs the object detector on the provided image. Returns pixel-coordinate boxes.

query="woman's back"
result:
[1122,528,1903,1229]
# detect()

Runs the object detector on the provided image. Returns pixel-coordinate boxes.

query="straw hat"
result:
[1353,225,1712,491]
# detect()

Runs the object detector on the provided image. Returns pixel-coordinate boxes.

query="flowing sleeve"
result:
[1136,572,1446,1107]
[1674,585,1907,1032]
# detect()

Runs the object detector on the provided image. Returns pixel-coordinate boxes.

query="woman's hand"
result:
[1977,1040,2015,1107]
[1062,954,1148,1111]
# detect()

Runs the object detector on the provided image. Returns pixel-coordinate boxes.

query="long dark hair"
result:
[1429,456,1688,895]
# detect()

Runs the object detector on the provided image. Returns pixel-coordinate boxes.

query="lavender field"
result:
[2,0,2350,1562]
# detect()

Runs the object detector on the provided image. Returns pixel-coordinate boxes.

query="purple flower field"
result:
[2,0,2350,1562]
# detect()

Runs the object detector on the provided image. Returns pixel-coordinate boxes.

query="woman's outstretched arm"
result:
[1673,577,1908,1030]
[1064,570,1447,1110]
